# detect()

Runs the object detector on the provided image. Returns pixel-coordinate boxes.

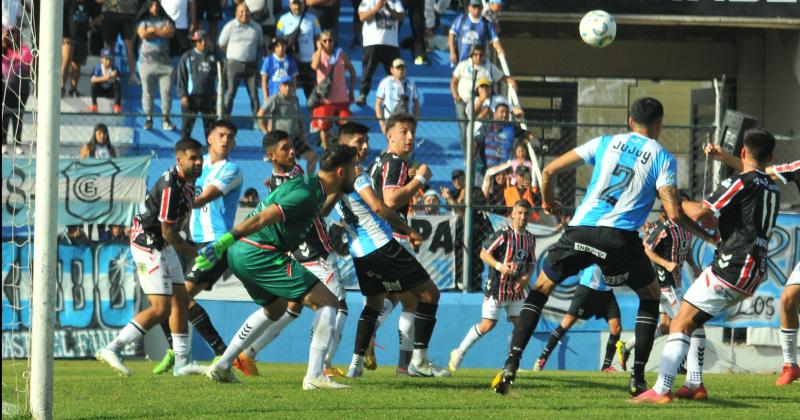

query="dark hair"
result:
[743,128,776,163]
[513,139,528,153]
[263,130,290,151]
[470,44,485,55]
[513,199,532,210]
[175,137,203,153]
[86,124,117,158]
[630,97,664,126]
[385,112,417,132]
[515,166,531,176]
[136,0,172,24]
[243,187,259,198]
[338,122,370,140]
[210,119,238,136]
[319,145,357,172]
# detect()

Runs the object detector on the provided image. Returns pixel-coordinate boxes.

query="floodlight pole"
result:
[30,1,63,419]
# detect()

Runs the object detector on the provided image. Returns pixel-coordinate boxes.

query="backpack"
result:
[281,10,306,58]
[389,79,411,116]
[307,49,339,109]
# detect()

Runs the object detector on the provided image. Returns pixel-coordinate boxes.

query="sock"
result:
[625,337,635,352]
[349,353,363,370]
[412,302,438,366]
[325,308,348,367]
[172,333,190,371]
[781,328,799,365]
[653,333,690,394]
[632,299,659,378]
[685,327,706,387]
[399,311,415,367]
[457,325,484,355]
[507,290,548,368]
[217,309,275,369]
[376,298,395,328]
[189,304,227,356]
[354,306,380,356]
[307,306,336,380]
[160,319,173,350]
[107,321,146,352]
[539,326,566,361]
[244,308,300,359]
[602,333,621,370]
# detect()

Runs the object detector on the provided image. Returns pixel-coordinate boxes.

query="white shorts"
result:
[302,255,345,301]
[131,244,185,295]
[659,285,684,320]
[787,263,800,286]
[481,295,524,321]
[683,267,747,318]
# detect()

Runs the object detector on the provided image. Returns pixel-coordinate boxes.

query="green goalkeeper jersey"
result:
[243,173,326,252]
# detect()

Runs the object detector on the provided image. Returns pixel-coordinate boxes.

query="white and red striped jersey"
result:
[702,171,780,295]
[132,166,195,250]
[644,219,693,288]
[482,226,536,301]
[771,160,800,190]
[368,151,411,237]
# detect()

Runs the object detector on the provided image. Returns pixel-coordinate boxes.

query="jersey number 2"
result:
[598,164,634,206]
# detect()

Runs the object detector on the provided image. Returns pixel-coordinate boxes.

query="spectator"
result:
[64,224,89,243]
[503,166,541,221]
[61,0,100,98]
[276,0,321,100]
[482,0,503,34]
[239,187,260,207]
[424,0,450,34]
[136,0,177,131]
[259,37,299,105]
[89,48,122,113]
[258,75,318,173]
[2,0,26,30]
[99,0,140,84]
[220,2,265,120]
[177,29,218,139]
[161,0,197,56]
[79,123,117,159]
[307,0,340,38]
[450,44,515,149]
[310,30,356,149]
[375,58,420,135]
[475,101,526,172]
[472,77,523,124]
[349,0,362,49]
[356,0,405,106]
[481,165,509,211]
[448,0,505,67]
[243,0,281,48]
[422,188,444,215]
[99,225,129,242]
[1,27,32,156]
[196,0,224,54]
[401,0,429,65]
[507,138,534,185]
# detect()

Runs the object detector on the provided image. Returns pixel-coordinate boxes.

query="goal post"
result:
[29,0,64,418]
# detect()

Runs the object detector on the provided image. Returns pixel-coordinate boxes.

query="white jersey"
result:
[189,155,243,243]
[333,172,393,258]
[570,133,678,231]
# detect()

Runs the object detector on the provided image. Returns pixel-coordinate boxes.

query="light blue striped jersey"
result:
[333,172,393,258]
[579,265,609,292]
[189,155,243,243]
[570,133,677,231]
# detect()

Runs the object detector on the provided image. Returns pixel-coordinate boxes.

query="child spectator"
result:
[136,0,176,130]
[310,30,356,149]
[259,37,299,105]
[89,48,122,113]
[504,166,541,221]
[258,75,318,173]
[79,123,117,159]
[177,29,218,139]
[61,0,100,97]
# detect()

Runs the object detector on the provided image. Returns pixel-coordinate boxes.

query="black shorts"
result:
[196,0,223,21]
[567,284,621,320]
[101,12,136,44]
[352,240,429,296]
[67,40,89,65]
[543,226,655,291]
[184,242,229,290]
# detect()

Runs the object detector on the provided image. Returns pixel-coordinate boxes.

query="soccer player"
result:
[334,118,449,378]
[234,130,349,378]
[449,200,535,372]
[533,265,623,373]
[96,138,206,377]
[705,145,800,386]
[199,145,358,390]
[632,129,780,403]
[490,97,716,396]
[153,120,243,374]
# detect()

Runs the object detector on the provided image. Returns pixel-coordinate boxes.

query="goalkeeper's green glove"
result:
[195,232,235,271]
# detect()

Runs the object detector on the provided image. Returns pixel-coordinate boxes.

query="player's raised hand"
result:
[704,143,723,159]
[416,164,432,182]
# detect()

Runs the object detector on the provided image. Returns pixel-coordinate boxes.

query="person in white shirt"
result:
[161,0,197,56]
[375,58,420,135]
[356,0,405,106]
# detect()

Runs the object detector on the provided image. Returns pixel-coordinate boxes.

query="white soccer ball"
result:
[579,10,616,48]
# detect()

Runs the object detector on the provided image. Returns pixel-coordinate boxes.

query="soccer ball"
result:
[579,10,616,48]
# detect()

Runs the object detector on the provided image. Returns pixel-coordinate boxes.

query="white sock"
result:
[412,347,428,366]
[457,325,484,355]
[217,309,275,369]
[376,298,395,328]
[685,328,706,388]
[172,333,190,370]
[244,309,300,359]
[625,337,635,352]
[107,321,145,352]
[306,306,336,380]
[653,333,690,394]
[399,311,415,352]
[781,328,799,365]
[325,308,348,367]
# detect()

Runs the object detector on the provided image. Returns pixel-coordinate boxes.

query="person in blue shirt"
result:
[448,0,505,67]
[259,37,299,103]
[89,48,122,113]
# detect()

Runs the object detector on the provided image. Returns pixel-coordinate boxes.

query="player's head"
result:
[263,130,296,170]
[175,137,204,179]
[386,112,417,157]
[338,122,370,163]
[741,128,775,166]
[319,144,358,193]
[208,119,237,159]
[628,97,664,139]
[511,199,532,231]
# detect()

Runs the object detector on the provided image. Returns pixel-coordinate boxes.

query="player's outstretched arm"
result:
[657,185,717,244]
[162,222,197,258]
[541,150,584,215]
[705,143,743,172]
[195,204,284,270]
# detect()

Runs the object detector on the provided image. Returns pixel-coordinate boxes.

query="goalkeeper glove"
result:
[195,232,235,271]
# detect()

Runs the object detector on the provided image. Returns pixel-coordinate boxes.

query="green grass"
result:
[2,360,799,419]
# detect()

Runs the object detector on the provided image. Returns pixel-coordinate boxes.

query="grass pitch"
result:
[2,360,799,419]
